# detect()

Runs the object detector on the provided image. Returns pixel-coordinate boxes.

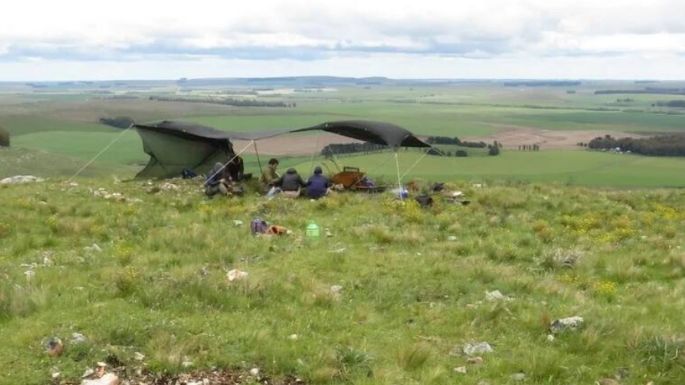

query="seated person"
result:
[274,168,306,198]
[204,162,231,197]
[260,158,280,193]
[306,166,331,199]
[225,155,245,182]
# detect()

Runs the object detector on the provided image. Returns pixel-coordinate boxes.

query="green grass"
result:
[0,147,136,179]
[0,179,683,384]
[297,150,685,188]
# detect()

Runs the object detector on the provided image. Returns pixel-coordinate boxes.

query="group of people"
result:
[204,156,332,199]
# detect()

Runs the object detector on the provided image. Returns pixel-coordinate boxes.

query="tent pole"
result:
[308,129,323,174]
[394,149,403,200]
[253,140,264,176]
[400,149,431,179]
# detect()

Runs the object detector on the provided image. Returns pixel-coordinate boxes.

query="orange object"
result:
[266,225,289,235]
[331,170,365,188]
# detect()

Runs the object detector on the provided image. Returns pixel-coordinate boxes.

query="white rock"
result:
[0,175,44,185]
[24,270,35,281]
[288,334,299,340]
[233,220,244,226]
[227,269,248,282]
[550,316,584,334]
[71,332,87,344]
[463,342,493,356]
[511,372,526,381]
[447,235,457,241]
[134,352,145,361]
[485,290,512,302]
[81,373,119,385]
[546,334,555,342]
[454,366,467,374]
[249,367,260,376]
[330,285,343,294]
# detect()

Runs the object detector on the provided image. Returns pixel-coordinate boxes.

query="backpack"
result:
[250,218,269,235]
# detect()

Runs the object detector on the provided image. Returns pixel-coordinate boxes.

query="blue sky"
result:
[2,0,685,80]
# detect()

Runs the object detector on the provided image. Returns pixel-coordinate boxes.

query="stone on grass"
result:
[226,269,248,282]
[463,342,493,356]
[485,290,511,302]
[0,175,44,185]
[453,366,467,374]
[80,373,119,385]
[71,332,87,345]
[550,316,584,334]
[511,372,526,381]
[249,367,260,376]
[467,356,484,365]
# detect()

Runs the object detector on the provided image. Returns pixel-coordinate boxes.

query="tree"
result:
[488,142,500,156]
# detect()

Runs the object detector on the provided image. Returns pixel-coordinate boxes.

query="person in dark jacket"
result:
[274,168,306,198]
[306,166,331,199]
[204,162,230,197]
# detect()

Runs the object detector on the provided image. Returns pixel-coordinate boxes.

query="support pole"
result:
[394,150,403,200]
[253,140,263,176]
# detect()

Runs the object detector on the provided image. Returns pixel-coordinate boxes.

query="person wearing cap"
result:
[306,166,331,199]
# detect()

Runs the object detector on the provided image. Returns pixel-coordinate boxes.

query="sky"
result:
[1,0,685,81]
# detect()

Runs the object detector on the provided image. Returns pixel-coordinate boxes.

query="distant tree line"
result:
[595,88,685,95]
[655,100,685,108]
[425,136,488,148]
[99,116,135,128]
[0,126,9,147]
[588,134,685,156]
[321,142,386,156]
[149,96,293,108]
[427,148,469,157]
[504,81,581,87]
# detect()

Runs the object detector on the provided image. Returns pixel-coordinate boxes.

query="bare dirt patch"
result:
[464,124,647,150]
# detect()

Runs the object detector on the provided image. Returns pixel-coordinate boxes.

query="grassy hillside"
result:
[1,179,684,384]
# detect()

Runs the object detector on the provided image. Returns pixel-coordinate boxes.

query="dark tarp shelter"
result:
[291,120,430,148]
[134,120,237,179]
[290,120,430,194]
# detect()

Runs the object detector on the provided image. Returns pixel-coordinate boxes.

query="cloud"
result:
[1,0,685,79]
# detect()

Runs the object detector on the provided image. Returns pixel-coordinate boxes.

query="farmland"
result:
[1,78,684,186]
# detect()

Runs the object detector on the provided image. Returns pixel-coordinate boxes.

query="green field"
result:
[1,80,684,187]
[300,150,685,188]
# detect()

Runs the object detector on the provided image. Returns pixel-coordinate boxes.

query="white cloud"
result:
[1,0,685,79]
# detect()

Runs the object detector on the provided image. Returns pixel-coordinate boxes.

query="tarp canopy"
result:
[134,120,237,178]
[290,120,430,148]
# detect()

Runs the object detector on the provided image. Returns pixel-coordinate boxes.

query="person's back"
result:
[307,166,330,199]
[278,168,305,192]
